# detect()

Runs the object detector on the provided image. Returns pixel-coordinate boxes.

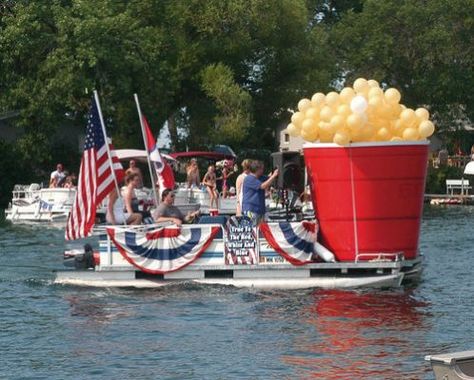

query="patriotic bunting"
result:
[259,221,319,265]
[107,225,220,274]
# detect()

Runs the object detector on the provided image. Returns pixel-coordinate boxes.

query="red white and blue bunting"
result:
[106,225,220,274]
[259,221,318,265]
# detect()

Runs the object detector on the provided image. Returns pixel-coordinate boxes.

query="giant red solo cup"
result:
[303,141,429,261]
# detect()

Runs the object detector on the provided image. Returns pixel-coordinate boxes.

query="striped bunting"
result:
[107,225,220,274]
[259,221,319,265]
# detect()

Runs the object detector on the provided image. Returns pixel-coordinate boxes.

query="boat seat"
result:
[197,215,228,238]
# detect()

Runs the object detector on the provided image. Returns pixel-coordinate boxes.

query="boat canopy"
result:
[169,151,236,161]
[116,149,175,162]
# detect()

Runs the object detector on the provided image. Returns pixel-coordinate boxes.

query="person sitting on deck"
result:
[152,188,200,226]
[106,187,142,225]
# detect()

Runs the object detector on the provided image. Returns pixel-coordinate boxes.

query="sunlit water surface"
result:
[1,206,473,379]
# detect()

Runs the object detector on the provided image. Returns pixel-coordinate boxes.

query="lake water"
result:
[1,206,473,379]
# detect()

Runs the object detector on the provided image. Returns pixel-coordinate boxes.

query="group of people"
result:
[103,157,279,227]
[186,159,237,209]
[49,163,77,189]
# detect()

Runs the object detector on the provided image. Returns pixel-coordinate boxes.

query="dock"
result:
[424,194,474,205]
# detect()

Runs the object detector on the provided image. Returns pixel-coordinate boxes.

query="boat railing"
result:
[355,252,404,262]
[12,184,42,200]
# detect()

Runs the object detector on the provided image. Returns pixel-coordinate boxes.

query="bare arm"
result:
[107,191,118,224]
[236,175,243,198]
[260,169,279,190]
[155,216,182,226]
[123,186,134,215]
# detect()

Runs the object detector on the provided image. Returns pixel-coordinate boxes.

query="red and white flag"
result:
[142,116,175,190]
[65,96,124,240]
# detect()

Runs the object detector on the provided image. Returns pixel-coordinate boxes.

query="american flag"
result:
[65,96,124,240]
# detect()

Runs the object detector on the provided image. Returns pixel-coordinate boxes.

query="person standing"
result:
[202,164,219,210]
[242,160,278,225]
[186,158,200,188]
[125,159,143,188]
[235,159,251,216]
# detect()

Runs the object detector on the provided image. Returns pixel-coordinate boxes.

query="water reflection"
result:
[64,291,135,326]
[282,289,430,379]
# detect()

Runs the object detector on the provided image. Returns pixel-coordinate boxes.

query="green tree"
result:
[330,0,474,129]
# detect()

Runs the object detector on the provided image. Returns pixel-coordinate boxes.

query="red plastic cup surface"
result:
[303,141,429,261]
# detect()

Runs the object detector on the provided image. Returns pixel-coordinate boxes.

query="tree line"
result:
[0,0,472,207]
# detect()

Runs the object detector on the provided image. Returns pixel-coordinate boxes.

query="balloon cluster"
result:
[287,78,435,145]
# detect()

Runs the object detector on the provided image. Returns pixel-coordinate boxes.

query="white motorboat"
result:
[5,184,75,224]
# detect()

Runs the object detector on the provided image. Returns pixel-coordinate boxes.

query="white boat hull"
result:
[55,270,403,289]
[56,223,419,289]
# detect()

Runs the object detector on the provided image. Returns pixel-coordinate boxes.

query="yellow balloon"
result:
[311,92,326,106]
[351,129,365,142]
[287,123,300,137]
[378,104,393,119]
[305,107,320,120]
[319,131,334,143]
[326,91,340,107]
[368,79,380,88]
[340,87,356,103]
[400,108,417,127]
[337,104,352,118]
[302,118,316,132]
[384,88,401,105]
[391,136,403,142]
[353,78,369,93]
[301,127,318,142]
[415,107,430,121]
[330,115,345,130]
[376,127,392,141]
[346,113,366,129]
[368,95,384,109]
[402,127,420,141]
[362,124,376,140]
[319,121,337,134]
[388,104,402,119]
[298,98,312,113]
[320,106,334,122]
[418,120,435,138]
[391,119,404,137]
[368,87,384,99]
[333,131,350,146]
[291,111,305,126]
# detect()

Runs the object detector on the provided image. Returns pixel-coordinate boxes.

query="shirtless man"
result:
[125,160,143,188]
[202,164,219,210]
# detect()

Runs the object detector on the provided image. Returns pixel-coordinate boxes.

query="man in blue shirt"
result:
[242,160,279,225]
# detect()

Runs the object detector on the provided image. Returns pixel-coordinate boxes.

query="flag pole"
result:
[94,90,121,196]
[134,93,159,206]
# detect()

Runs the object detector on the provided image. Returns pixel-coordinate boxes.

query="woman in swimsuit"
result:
[202,164,219,210]
[221,166,234,198]
[186,158,200,188]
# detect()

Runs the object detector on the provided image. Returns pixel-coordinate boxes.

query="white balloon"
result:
[350,95,368,114]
